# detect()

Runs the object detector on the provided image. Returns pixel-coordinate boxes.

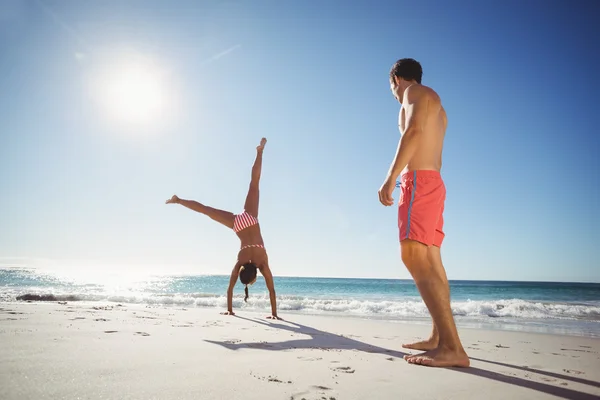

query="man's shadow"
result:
[204,316,600,400]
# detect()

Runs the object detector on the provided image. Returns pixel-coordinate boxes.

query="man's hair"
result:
[239,262,257,302]
[389,58,423,84]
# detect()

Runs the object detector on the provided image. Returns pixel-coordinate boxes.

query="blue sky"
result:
[0,0,598,282]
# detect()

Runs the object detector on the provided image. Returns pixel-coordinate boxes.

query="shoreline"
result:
[3,297,599,339]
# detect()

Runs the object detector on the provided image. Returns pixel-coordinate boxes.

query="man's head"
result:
[239,262,258,302]
[389,58,422,102]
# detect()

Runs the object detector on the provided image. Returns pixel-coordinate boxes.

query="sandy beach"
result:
[0,302,598,400]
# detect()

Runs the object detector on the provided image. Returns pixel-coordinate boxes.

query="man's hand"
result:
[378,177,395,206]
[266,315,283,320]
[221,310,235,316]
[165,195,180,204]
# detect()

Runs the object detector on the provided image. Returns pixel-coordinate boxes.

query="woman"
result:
[166,138,280,320]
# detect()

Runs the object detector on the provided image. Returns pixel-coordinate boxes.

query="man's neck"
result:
[395,80,418,105]
[401,81,418,98]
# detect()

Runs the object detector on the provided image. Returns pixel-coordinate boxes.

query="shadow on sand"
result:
[204,316,600,400]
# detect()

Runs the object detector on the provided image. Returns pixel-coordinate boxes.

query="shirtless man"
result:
[378,58,470,368]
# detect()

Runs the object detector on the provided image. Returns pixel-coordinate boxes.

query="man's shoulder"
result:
[408,84,441,104]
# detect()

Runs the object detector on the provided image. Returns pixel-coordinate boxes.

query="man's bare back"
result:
[398,84,447,174]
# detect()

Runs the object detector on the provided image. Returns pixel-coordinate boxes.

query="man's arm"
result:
[261,266,280,319]
[385,88,434,181]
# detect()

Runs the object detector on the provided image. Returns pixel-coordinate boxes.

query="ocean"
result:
[1,267,599,338]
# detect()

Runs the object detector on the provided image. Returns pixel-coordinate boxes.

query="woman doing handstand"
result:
[166,138,280,319]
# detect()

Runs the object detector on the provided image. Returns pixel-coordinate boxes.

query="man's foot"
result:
[402,337,439,351]
[257,137,267,152]
[404,346,470,368]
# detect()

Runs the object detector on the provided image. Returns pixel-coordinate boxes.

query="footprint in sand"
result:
[202,321,225,328]
[95,318,109,322]
[70,317,86,320]
[135,332,150,337]
[290,385,336,400]
[297,356,323,361]
[495,344,510,348]
[561,348,595,353]
[104,330,118,334]
[563,369,584,375]
[386,357,394,361]
[330,366,355,374]
[224,339,241,344]
[249,372,291,384]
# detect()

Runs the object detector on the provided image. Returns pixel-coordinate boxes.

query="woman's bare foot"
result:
[402,337,439,351]
[404,346,470,368]
[256,137,267,152]
[165,195,180,204]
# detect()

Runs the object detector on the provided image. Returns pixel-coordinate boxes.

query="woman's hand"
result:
[266,315,282,320]
[221,310,235,316]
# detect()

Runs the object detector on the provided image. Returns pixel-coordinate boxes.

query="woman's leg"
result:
[166,195,235,229]
[243,138,266,218]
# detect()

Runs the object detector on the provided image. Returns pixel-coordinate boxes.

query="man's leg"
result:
[402,246,447,350]
[400,239,469,368]
[243,138,266,218]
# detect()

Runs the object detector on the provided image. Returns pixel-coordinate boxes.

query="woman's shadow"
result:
[204,316,600,400]
[205,315,408,358]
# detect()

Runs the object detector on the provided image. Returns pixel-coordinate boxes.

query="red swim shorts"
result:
[398,170,446,247]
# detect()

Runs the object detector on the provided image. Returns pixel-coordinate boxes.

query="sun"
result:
[103,63,165,124]
[87,51,177,129]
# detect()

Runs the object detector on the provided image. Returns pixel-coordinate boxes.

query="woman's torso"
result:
[235,224,268,267]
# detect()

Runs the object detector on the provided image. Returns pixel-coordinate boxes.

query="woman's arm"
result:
[261,266,281,320]
[222,263,241,315]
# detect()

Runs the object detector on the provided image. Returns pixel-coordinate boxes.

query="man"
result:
[378,58,469,368]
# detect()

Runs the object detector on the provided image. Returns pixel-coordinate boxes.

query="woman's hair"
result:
[239,262,257,302]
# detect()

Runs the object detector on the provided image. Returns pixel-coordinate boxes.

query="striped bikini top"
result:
[233,211,259,233]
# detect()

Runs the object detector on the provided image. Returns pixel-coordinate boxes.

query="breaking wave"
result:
[5,291,600,322]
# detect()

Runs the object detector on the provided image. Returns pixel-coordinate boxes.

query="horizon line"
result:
[0,266,597,284]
